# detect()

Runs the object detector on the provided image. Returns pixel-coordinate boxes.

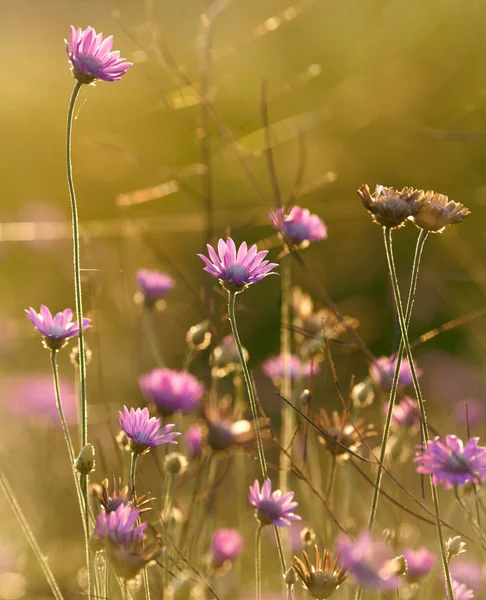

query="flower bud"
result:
[300,527,316,546]
[164,452,188,476]
[186,320,212,351]
[300,389,311,404]
[70,343,93,369]
[447,536,466,559]
[284,566,298,587]
[74,444,95,475]
[351,378,375,408]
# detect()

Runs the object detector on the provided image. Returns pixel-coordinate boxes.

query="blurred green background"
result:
[1,0,486,597]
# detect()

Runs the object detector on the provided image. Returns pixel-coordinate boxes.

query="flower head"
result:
[65,26,133,84]
[402,548,436,583]
[269,206,327,246]
[25,305,91,351]
[317,409,375,459]
[335,531,401,589]
[198,238,278,292]
[93,477,153,514]
[262,354,319,384]
[91,504,147,549]
[449,558,484,594]
[118,406,180,455]
[248,479,301,527]
[413,191,471,233]
[293,545,347,599]
[370,355,422,390]
[447,580,475,600]
[139,368,204,416]
[358,184,423,229]
[455,399,485,428]
[136,269,175,307]
[210,529,244,568]
[386,397,420,430]
[203,396,261,453]
[415,435,486,489]
[212,334,248,378]
[184,424,203,457]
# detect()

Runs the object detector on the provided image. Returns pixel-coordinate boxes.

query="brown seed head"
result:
[358,184,423,229]
[317,409,376,459]
[293,546,347,599]
[412,191,471,232]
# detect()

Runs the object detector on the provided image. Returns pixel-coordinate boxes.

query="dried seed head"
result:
[412,191,471,233]
[293,546,347,599]
[186,320,212,351]
[163,452,188,476]
[358,184,423,229]
[300,527,317,546]
[351,379,375,408]
[447,536,466,559]
[74,443,95,475]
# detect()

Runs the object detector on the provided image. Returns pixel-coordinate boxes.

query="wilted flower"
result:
[93,477,153,514]
[212,335,248,378]
[91,505,147,551]
[198,238,278,292]
[184,424,203,457]
[25,305,91,351]
[139,368,204,417]
[210,529,244,568]
[118,406,180,455]
[412,191,471,233]
[269,206,327,246]
[317,409,375,459]
[293,545,347,599]
[358,184,423,229]
[65,26,133,85]
[262,354,319,384]
[248,479,301,527]
[370,355,422,390]
[447,537,467,560]
[335,531,401,589]
[136,269,175,308]
[415,435,486,489]
[402,548,436,582]
[386,397,420,430]
[446,580,475,600]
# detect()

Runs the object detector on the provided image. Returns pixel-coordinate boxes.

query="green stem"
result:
[279,258,293,491]
[226,290,286,574]
[142,308,164,367]
[66,80,92,599]
[130,453,151,600]
[255,524,263,600]
[383,227,454,600]
[0,469,64,600]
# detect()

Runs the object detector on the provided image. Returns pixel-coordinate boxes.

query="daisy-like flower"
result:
[336,532,401,590]
[370,355,422,390]
[210,529,244,568]
[269,206,327,246]
[65,26,133,85]
[413,191,471,233]
[91,504,147,550]
[402,548,436,583]
[139,368,204,417]
[446,580,475,600]
[262,354,319,384]
[25,305,91,351]
[293,545,347,599]
[136,269,175,308]
[415,435,486,489]
[198,238,278,292]
[385,397,420,430]
[118,406,180,455]
[358,184,423,229]
[449,558,484,594]
[248,479,301,527]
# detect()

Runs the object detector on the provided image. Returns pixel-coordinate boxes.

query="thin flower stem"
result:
[255,524,263,600]
[130,453,152,600]
[0,469,64,600]
[279,258,293,492]
[142,309,164,367]
[227,290,287,575]
[383,226,454,600]
[66,80,92,599]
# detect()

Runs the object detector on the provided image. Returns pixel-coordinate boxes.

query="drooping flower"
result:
[269,206,327,246]
[412,191,471,233]
[118,406,180,455]
[136,269,175,307]
[198,238,278,292]
[91,504,147,550]
[449,558,484,594]
[262,354,319,384]
[385,397,420,430]
[184,424,203,457]
[402,548,436,583]
[139,368,204,416]
[415,435,486,489]
[446,580,475,600]
[65,26,133,85]
[248,479,301,527]
[335,531,401,590]
[358,184,423,229]
[370,355,422,390]
[25,305,91,351]
[293,545,347,599]
[210,529,244,568]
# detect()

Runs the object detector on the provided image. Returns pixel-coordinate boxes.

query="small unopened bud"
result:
[164,452,188,476]
[447,536,466,559]
[351,378,375,408]
[300,527,316,546]
[70,343,93,368]
[74,444,95,475]
[186,320,212,351]
[391,555,408,576]
[300,389,311,404]
[285,566,298,587]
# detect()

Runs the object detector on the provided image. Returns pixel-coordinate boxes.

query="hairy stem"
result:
[130,453,151,600]
[255,524,263,600]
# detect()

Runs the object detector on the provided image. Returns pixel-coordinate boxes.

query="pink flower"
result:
[269,206,327,245]
[118,406,180,455]
[248,479,301,527]
[25,305,91,351]
[210,529,244,567]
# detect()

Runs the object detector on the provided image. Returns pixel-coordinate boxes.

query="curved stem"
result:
[130,453,151,600]
[227,291,286,574]
[0,469,64,600]
[383,227,454,600]
[66,80,92,599]
[255,524,263,600]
